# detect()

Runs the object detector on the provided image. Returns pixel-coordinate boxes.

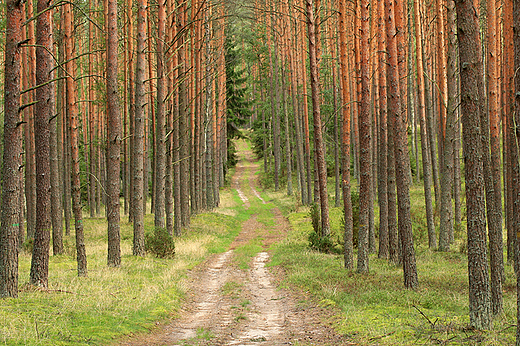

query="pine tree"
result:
[225,29,252,170]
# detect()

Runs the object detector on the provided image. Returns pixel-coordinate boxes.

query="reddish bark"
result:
[30,0,54,287]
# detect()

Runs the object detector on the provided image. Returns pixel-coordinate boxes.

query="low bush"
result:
[145,227,176,258]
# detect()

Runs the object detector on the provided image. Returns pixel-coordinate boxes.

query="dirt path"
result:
[119,148,352,346]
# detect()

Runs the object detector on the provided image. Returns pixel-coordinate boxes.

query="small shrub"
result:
[259,171,275,189]
[308,231,335,253]
[22,238,34,254]
[145,228,175,258]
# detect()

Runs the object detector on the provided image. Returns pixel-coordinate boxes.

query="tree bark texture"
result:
[485,0,504,316]
[439,0,456,252]
[50,86,63,256]
[0,0,23,297]
[385,0,400,266]
[106,0,122,267]
[413,0,436,249]
[30,0,54,287]
[377,0,389,259]
[357,0,371,274]
[512,0,520,343]
[394,0,418,289]
[456,0,491,330]
[64,1,87,277]
[133,0,147,256]
[154,0,166,230]
[305,0,331,237]
[339,0,353,269]
[24,0,37,240]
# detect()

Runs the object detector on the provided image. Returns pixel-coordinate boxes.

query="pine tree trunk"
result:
[0,0,23,297]
[288,9,307,205]
[339,0,353,269]
[457,0,491,329]
[50,87,63,256]
[203,9,214,211]
[306,0,331,237]
[330,21,341,209]
[421,28,439,216]
[54,26,65,255]
[413,0,436,249]
[64,1,87,277]
[299,14,313,204]
[393,0,418,289]
[165,75,174,235]
[513,3,520,343]
[282,72,293,196]
[123,0,133,217]
[30,0,54,286]
[486,0,504,316]
[502,0,516,263]
[127,0,135,224]
[164,0,174,233]
[25,0,37,240]
[173,16,182,235]
[193,0,202,214]
[385,0,399,266]
[377,0,389,259]
[147,17,154,217]
[154,0,166,230]
[438,0,456,252]
[436,0,448,224]
[368,0,378,256]
[106,0,122,267]
[63,87,72,236]
[89,0,97,219]
[356,0,371,273]
[133,0,147,256]
[270,9,281,191]
[20,17,29,248]
[178,3,190,228]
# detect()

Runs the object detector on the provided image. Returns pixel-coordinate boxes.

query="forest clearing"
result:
[2,0,520,344]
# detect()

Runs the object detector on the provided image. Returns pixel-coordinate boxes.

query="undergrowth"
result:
[145,227,175,258]
[267,183,516,345]
[0,185,246,346]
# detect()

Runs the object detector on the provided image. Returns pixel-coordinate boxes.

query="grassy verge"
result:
[263,179,516,345]
[0,185,247,346]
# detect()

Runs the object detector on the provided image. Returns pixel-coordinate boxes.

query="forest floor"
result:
[118,148,353,346]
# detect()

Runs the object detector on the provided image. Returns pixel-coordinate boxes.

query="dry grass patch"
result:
[1,187,244,345]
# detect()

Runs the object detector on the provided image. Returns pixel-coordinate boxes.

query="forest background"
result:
[1,0,520,344]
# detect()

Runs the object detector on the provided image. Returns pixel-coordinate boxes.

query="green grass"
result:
[234,239,263,270]
[268,181,516,345]
[221,281,243,298]
[4,138,513,346]
[196,327,214,340]
[0,184,246,346]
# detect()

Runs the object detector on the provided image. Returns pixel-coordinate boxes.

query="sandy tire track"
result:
[225,252,284,345]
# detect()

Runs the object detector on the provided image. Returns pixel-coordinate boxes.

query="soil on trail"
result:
[119,149,353,346]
